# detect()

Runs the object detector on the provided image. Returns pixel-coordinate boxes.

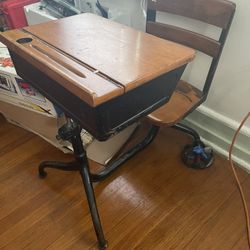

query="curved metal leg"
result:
[90,125,160,182]
[172,123,201,144]
[38,161,79,178]
[39,122,160,182]
[39,119,108,249]
[38,121,160,248]
[70,121,108,250]
[172,123,214,169]
[79,163,108,249]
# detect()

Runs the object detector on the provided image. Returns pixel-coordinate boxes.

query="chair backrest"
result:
[146,0,236,95]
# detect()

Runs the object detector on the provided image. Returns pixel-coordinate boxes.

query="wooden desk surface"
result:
[0,13,195,107]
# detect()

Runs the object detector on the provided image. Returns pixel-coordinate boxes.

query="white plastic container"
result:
[24,2,57,25]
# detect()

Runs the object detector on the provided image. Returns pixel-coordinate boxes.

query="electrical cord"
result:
[229,112,250,248]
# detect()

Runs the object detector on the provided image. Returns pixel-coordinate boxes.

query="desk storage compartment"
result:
[10,51,186,141]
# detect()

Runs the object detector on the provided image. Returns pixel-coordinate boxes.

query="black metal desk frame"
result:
[39,119,160,249]
[9,48,188,250]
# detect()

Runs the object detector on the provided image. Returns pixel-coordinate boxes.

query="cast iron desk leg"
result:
[56,119,107,249]
[38,120,159,249]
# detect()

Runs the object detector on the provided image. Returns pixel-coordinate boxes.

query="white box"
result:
[0,100,138,164]
[0,99,69,151]
[24,2,58,25]
[74,0,132,26]
[0,45,58,117]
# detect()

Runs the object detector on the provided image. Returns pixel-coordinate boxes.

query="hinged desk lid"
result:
[0,13,195,107]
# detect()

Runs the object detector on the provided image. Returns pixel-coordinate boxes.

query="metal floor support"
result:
[38,119,160,249]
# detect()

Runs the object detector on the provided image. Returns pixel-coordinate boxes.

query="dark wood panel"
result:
[146,21,221,57]
[147,0,236,29]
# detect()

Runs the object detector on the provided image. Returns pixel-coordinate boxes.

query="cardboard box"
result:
[0,100,138,165]
[0,99,69,150]
[0,44,58,117]
[24,2,58,26]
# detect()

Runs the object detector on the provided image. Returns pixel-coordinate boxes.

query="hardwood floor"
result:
[0,114,249,250]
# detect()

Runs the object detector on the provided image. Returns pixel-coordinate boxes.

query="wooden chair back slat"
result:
[146,0,236,95]
[147,0,236,29]
[146,21,221,58]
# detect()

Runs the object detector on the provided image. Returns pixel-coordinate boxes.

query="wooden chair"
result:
[146,0,236,168]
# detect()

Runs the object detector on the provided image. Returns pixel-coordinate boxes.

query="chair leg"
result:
[172,123,214,169]
[172,123,201,145]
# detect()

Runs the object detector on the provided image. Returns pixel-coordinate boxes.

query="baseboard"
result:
[183,106,250,172]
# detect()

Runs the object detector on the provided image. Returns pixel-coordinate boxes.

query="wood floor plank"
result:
[185,174,250,250]
[133,169,244,249]
[32,140,187,249]
[107,157,246,249]
[0,114,249,249]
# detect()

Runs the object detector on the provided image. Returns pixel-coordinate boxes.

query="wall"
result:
[156,0,250,125]
[204,0,250,125]
[162,0,250,170]
[101,0,146,30]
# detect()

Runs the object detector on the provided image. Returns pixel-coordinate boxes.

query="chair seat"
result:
[147,80,203,126]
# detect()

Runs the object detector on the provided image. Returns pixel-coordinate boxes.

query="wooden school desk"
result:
[0,13,195,249]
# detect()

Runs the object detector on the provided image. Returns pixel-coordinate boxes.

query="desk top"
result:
[0,13,195,107]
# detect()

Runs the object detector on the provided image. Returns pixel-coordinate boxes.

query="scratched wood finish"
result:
[0,114,249,249]
[0,13,195,107]
[23,14,194,91]
[147,80,203,126]
[0,29,123,107]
